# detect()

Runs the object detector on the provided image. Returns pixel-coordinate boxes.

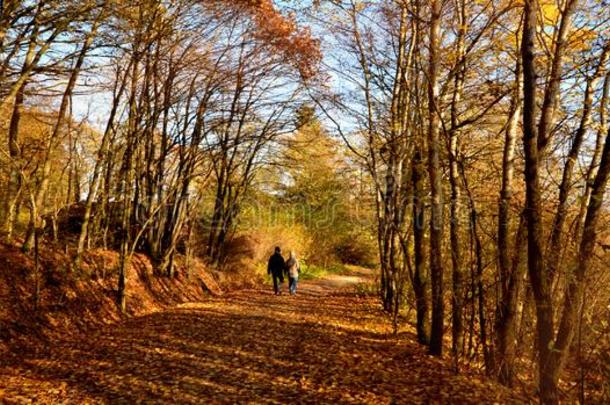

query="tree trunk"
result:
[553,119,610,399]
[412,147,430,345]
[2,81,26,242]
[2,19,39,242]
[547,43,609,283]
[495,52,522,386]
[75,60,132,268]
[23,19,100,251]
[536,0,578,152]
[448,0,467,370]
[521,2,557,402]
[575,71,610,241]
[427,0,444,357]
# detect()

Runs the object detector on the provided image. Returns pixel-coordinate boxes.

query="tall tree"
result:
[427,0,444,357]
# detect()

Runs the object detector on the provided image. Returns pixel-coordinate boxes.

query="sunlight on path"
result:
[305,274,366,297]
[0,270,525,404]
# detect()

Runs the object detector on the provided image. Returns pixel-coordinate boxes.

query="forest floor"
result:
[0,268,529,404]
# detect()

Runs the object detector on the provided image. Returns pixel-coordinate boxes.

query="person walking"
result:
[285,251,301,295]
[267,246,286,295]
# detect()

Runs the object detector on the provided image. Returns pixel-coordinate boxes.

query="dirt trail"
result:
[0,271,526,404]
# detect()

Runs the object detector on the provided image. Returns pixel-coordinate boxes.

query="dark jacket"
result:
[267,253,286,277]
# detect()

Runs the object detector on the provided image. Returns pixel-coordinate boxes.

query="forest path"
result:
[0,270,524,404]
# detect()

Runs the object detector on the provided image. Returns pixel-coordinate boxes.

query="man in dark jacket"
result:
[267,246,286,295]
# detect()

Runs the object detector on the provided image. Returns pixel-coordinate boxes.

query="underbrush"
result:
[214,260,267,290]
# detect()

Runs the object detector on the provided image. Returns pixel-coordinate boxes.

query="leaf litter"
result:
[0,274,528,404]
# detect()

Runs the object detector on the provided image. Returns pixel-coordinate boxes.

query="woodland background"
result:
[1,0,610,403]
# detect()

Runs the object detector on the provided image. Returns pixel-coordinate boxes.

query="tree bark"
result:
[412,146,430,345]
[448,0,467,370]
[521,1,557,402]
[495,51,522,386]
[2,13,39,241]
[547,43,609,283]
[575,71,610,241]
[427,0,444,357]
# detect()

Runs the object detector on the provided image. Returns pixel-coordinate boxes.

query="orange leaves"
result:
[215,0,321,79]
[248,0,321,79]
[1,269,528,403]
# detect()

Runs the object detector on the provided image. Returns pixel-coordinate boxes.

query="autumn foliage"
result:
[2,0,610,403]
[217,0,321,79]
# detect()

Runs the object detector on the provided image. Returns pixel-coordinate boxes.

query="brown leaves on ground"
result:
[0,273,527,404]
[0,242,221,356]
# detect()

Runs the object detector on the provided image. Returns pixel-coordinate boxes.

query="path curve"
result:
[0,272,525,404]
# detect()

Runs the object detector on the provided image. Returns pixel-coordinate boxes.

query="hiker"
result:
[285,251,301,295]
[267,246,286,295]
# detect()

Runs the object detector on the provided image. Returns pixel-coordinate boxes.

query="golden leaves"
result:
[540,0,561,25]
[569,28,598,52]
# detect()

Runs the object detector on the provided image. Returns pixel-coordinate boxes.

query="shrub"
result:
[335,231,377,267]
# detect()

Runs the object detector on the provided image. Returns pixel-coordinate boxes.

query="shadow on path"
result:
[0,273,526,404]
